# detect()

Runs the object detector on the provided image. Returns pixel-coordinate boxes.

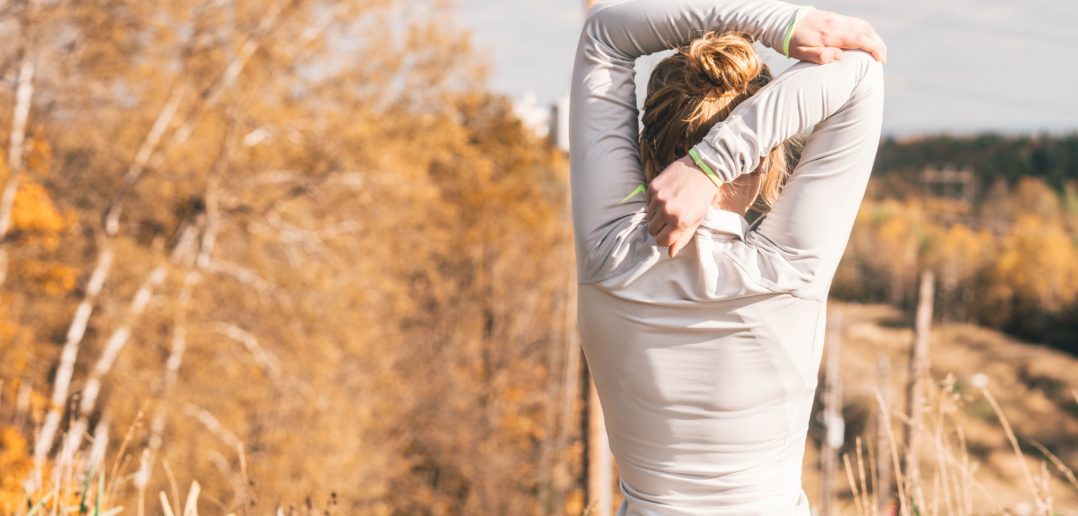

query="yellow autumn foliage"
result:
[992,214,1078,311]
[928,223,993,291]
[838,177,1078,342]
[14,259,78,295]
[0,427,31,514]
[11,179,64,237]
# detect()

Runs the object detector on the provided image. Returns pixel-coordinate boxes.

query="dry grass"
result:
[0,407,331,515]
[802,302,1078,515]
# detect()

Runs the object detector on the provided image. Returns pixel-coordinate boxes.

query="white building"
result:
[512,90,552,140]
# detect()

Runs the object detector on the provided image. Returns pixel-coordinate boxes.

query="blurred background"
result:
[0,0,1075,514]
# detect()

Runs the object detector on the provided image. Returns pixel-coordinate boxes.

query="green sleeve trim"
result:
[618,184,647,204]
[688,147,723,189]
[783,6,813,58]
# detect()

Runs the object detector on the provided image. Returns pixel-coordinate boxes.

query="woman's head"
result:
[639,31,791,211]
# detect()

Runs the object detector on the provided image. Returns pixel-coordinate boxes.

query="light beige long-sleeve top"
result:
[568,1,884,514]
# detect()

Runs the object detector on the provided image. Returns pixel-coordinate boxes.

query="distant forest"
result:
[873,133,1078,194]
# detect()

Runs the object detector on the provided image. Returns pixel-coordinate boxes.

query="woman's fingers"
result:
[650,219,668,241]
[668,224,697,258]
[796,46,844,64]
[855,30,888,63]
[654,223,679,248]
[867,28,888,63]
[647,201,666,236]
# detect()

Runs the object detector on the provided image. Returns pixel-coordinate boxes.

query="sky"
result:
[456,0,1078,136]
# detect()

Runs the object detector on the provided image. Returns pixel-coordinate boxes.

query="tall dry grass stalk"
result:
[839,374,1077,516]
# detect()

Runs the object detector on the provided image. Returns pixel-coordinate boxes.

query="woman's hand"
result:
[646,10,887,258]
[789,10,888,64]
[646,155,719,258]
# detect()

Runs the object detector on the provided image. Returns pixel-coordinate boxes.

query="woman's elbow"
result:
[581,3,612,49]
[579,1,641,61]
[845,50,885,100]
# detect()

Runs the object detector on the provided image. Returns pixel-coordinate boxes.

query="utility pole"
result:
[819,310,844,516]
[876,354,894,515]
[920,166,975,227]
[582,0,614,509]
[903,270,935,509]
[576,5,613,515]
[585,378,613,515]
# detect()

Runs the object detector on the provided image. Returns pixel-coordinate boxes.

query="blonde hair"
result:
[639,31,792,211]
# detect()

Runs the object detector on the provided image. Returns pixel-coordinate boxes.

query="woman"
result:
[568,1,886,514]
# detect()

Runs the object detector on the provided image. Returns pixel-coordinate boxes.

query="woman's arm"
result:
[749,52,883,297]
[570,0,803,283]
[696,50,885,297]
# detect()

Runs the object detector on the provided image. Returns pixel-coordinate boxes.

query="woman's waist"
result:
[614,454,809,515]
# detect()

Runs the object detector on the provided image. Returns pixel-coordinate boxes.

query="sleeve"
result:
[569,0,803,283]
[692,50,885,298]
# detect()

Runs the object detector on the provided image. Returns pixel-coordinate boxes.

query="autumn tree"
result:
[1,0,581,513]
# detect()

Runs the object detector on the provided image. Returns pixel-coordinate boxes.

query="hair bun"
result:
[684,32,762,95]
[639,31,786,192]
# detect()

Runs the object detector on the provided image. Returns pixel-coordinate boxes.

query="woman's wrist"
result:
[783,6,816,57]
[688,147,724,190]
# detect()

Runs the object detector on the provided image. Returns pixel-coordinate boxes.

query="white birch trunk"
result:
[139,149,227,488]
[62,227,198,454]
[0,50,37,286]
[32,243,113,475]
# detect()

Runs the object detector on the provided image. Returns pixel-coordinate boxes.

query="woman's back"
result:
[569,1,884,513]
[580,213,826,514]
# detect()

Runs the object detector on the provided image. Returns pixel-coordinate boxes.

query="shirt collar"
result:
[698,207,749,240]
